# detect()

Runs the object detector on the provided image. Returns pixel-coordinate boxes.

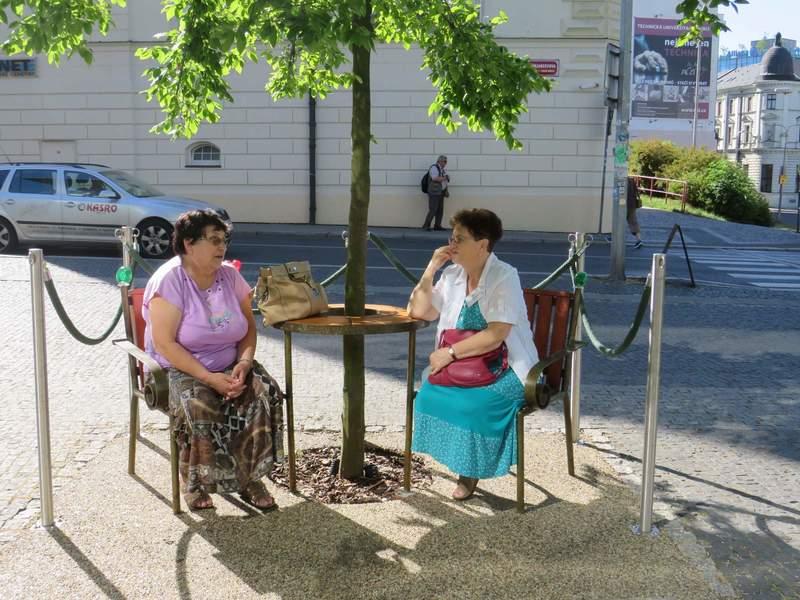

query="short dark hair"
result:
[172,209,230,255]
[450,208,503,251]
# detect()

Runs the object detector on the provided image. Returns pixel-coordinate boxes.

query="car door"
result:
[5,168,62,241]
[62,170,127,242]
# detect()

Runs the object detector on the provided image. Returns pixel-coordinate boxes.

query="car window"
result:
[0,169,8,190]
[9,169,56,195]
[64,171,119,198]
[100,169,163,197]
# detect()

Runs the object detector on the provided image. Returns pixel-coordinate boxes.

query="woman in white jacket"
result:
[408,208,538,501]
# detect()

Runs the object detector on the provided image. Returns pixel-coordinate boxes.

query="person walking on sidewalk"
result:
[423,155,450,231]
[627,176,643,249]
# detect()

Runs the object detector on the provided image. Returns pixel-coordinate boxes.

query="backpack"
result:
[420,164,439,194]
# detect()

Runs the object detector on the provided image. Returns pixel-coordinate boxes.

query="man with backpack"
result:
[421,155,450,231]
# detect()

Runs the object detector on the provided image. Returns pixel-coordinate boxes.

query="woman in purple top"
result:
[143,210,283,511]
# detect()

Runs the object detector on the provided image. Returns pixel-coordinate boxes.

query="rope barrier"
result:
[530,242,589,289]
[367,233,420,285]
[572,267,652,357]
[321,263,347,287]
[125,244,157,276]
[43,266,124,346]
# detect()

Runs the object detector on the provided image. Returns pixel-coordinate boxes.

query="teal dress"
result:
[412,300,526,479]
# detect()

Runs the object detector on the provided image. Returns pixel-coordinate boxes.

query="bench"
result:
[404,288,580,513]
[113,287,181,514]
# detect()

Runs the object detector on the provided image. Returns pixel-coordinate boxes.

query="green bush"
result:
[629,139,680,177]
[661,147,720,182]
[703,161,772,226]
[630,142,772,226]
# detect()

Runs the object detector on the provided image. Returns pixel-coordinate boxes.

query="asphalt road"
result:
[4,231,756,303]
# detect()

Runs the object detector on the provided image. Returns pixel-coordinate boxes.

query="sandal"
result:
[240,480,277,511]
[184,489,214,511]
[451,476,479,501]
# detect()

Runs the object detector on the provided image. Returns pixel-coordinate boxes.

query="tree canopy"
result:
[675,0,749,45]
[1,0,551,150]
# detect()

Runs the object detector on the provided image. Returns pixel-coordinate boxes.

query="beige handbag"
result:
[255,261,328,325]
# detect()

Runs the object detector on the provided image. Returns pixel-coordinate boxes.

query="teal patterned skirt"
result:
[412,301,525,479]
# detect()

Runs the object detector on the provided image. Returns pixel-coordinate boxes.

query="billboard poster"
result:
[632,18,711,119]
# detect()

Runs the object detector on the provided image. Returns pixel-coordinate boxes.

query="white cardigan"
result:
[430,253,538,384]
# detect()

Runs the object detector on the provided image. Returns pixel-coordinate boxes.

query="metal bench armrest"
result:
[522,341,585,414]
[113,339,169,412]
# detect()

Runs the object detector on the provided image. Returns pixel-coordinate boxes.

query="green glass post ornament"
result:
[116,265,133,287]
[574,271,587,289]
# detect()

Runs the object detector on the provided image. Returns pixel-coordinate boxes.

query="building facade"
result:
[716,34,800,209]
[0,1,626,232]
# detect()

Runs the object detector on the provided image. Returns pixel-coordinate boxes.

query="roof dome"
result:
[761,33,799,81]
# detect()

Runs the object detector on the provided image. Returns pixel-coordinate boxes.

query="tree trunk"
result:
[340,1,371,479]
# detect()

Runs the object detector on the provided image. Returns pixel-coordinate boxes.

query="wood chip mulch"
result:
[271,444,433,504]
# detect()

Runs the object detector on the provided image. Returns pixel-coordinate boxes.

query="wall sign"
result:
[0,58,37,77]
[631,18,711,120]
[530,59,559,77]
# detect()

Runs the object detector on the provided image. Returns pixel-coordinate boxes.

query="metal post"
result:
[117,227,140,474]
[403,330,416,492]
[29,249,54,528]
[778,140,787,217]
[284,331,296,492]
[637,253,666,535]
[609,0,633,280]
[691,37,702,148]
[569,232,584,441]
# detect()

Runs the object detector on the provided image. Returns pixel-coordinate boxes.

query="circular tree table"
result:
[273,304,429,491]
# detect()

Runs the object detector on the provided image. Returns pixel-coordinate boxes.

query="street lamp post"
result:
[774,123,798,219]
[691,36,704,148]
[774,88,793,218]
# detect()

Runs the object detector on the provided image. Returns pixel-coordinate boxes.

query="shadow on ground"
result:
[0,431,726,600]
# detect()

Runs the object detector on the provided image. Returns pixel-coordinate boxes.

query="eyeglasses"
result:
[448,235,474,245]
[201,235,229,247]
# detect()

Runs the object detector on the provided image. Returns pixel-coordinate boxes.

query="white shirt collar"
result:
[459,252,497,307]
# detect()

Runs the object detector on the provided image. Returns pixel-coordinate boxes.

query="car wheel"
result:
[137,218,174,259]
[0,218,18,254]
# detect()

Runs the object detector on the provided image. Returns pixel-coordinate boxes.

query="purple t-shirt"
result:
[143,256,252,372]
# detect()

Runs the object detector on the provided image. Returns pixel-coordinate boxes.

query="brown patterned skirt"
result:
[166,361,284,495]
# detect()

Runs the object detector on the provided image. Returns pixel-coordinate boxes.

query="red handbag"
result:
[427,329,509,387]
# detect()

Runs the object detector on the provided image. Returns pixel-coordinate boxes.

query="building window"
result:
[764,124,775,142]
[726,125,733,147]
[716,100,722,115]
[766,93,776,109]
[728,98,734,112]
[743,125,751,144]
[186,142,221,168]
[742,163,749,177]
[747,96,753,112]
[761,164,773,192]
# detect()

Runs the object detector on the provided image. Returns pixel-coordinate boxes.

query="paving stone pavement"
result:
[1,237,799,598]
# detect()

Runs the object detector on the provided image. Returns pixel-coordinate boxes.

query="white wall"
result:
[0,0,623,233]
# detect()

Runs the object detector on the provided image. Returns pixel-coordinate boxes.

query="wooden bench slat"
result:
[524,288,574,392]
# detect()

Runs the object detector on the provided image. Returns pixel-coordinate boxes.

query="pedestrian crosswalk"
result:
[689,250,800,291]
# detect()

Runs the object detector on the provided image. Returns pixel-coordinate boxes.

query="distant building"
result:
[716,33,800,209]
[718,36,800,73]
